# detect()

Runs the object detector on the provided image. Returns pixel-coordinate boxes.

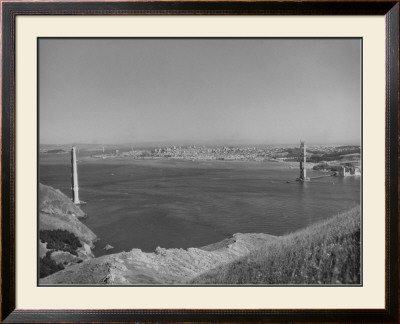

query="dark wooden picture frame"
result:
[2,1,398,323]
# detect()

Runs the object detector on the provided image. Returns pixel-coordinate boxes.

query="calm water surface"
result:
[39,154,361,256]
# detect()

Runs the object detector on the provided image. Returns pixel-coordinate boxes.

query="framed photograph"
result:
[2,1,398,322]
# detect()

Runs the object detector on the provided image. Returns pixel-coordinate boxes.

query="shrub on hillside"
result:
[40,251,64,278]
[40,229,82,256]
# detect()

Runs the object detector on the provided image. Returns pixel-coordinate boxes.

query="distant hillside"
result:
[191,207,360,285]
[40,149,67,154]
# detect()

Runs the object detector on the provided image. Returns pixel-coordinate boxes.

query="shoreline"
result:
[41,153,318,169]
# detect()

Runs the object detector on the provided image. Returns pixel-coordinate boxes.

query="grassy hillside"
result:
[39,183,97,246]
[191,207,360,285]
[39,183,86,218]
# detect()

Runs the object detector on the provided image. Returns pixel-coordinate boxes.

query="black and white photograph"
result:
[38,38,361,286]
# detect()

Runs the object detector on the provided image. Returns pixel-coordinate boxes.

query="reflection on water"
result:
[39,155,360,256]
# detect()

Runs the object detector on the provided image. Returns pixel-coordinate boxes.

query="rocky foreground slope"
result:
[41,233,277,284]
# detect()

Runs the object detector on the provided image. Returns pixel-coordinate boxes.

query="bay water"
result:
[40,153,361,257]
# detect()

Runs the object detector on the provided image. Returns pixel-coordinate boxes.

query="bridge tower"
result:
[297,141,310,182]
[71,146,81,204]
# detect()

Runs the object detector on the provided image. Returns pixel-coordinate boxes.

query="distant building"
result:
[338,165,361,177]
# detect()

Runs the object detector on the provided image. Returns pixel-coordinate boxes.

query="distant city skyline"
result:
[39,38,361,145]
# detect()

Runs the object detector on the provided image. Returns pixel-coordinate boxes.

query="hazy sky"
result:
[39,38,361,145]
